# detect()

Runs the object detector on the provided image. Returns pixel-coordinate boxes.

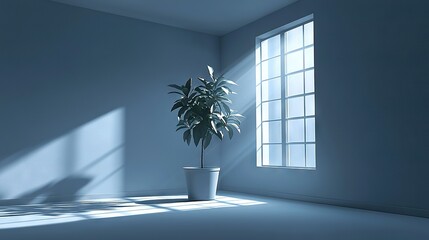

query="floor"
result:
[0,192,428,240]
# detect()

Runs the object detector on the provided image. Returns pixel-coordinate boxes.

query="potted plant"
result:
[168,66,242,200]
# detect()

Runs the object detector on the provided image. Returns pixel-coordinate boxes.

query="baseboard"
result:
[0,188,186,206]
[220,185,429,219]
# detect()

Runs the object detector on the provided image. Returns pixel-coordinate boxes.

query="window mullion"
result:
[302,26,307,167]
[280,33,287,167]
[259,41,264,166]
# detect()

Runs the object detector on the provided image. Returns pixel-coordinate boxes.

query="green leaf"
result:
[211,113,224,125]
[227,118,240,125]
[180,98,188,105]
[176,119,185,126]
[231,113,244,118]
[185,78,192,92]
[189,92,197,99]
[217,77,238,86]
[211,112,222,118]
[176,126,188,132]
[171,102,182,112]
[186,133,192,145]
[210,120,217,133]
[203,133,212,149]
[229,123,241,133]
[197,77,208,86]
[183,129,191,145]
[191,120,201,127]
[168,91,184,96]
[207,65,214,80]
[195,86,208,94]
[182,87,190,96]
[222,86,234,94]
[215,130,224,140]
[216,122,224,129]
[193,125,202,146]
[178,106,187,117]
[221,86,230,94]
[184,109,193,121]
[207,82,215,90]
[226,125,234,139]
[221,102,231,114]
[218,96,232,104]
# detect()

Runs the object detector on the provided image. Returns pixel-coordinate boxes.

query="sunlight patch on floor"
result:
[0,195,265,229]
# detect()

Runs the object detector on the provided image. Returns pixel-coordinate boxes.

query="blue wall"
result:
[219,0,429,217]
[1,0,428,219]
[0,0,220,203]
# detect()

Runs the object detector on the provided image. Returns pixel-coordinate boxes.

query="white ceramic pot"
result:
[183,167,220,200]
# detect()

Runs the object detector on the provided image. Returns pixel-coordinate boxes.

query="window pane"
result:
[287,119,304,142]
[263,144,282,166]
[305,94,315,116]
[256,126,261,148]
[261,35,281,61]
[304,22,314,46]
[306,144,316,167]
[256,46,261,64]
[256,84,261,105]
[256,18,315,169]
[288,144,305,167]
[256,105,261,127]
[286,50,303,74]
[262,100,281,121]
[305,70,314,93]
[304,46,314,68]
[256,64,261,86]
[262,78,281,101]
[262,121,282,143]
[306,118,315,142]
[262,56,281,80]
[287,97,304,118]
[285,26,303,52]
[286,72,304,97]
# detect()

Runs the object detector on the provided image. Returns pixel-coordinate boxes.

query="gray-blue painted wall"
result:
[0,0,220,203]
[1,0,428,219]
[219,0,429,217]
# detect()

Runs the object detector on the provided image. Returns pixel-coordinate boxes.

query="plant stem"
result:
[200,138,205,168]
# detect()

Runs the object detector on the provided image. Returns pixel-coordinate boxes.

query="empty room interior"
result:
[1,0,429,239]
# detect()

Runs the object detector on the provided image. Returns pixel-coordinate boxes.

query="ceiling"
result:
[51,0,298,36]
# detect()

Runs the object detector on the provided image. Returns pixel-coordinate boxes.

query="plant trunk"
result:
[200,138,205,168]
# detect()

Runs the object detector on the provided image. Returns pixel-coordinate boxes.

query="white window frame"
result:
[256,14,316,169]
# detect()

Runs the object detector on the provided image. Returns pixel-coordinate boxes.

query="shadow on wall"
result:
[0,0,220,204]
[0,108,125,204]
[5,176,92,205]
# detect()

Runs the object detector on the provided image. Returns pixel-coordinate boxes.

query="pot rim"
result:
[183,167,220,171]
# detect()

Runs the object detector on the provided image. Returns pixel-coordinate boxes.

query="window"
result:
[256,15,315,169]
